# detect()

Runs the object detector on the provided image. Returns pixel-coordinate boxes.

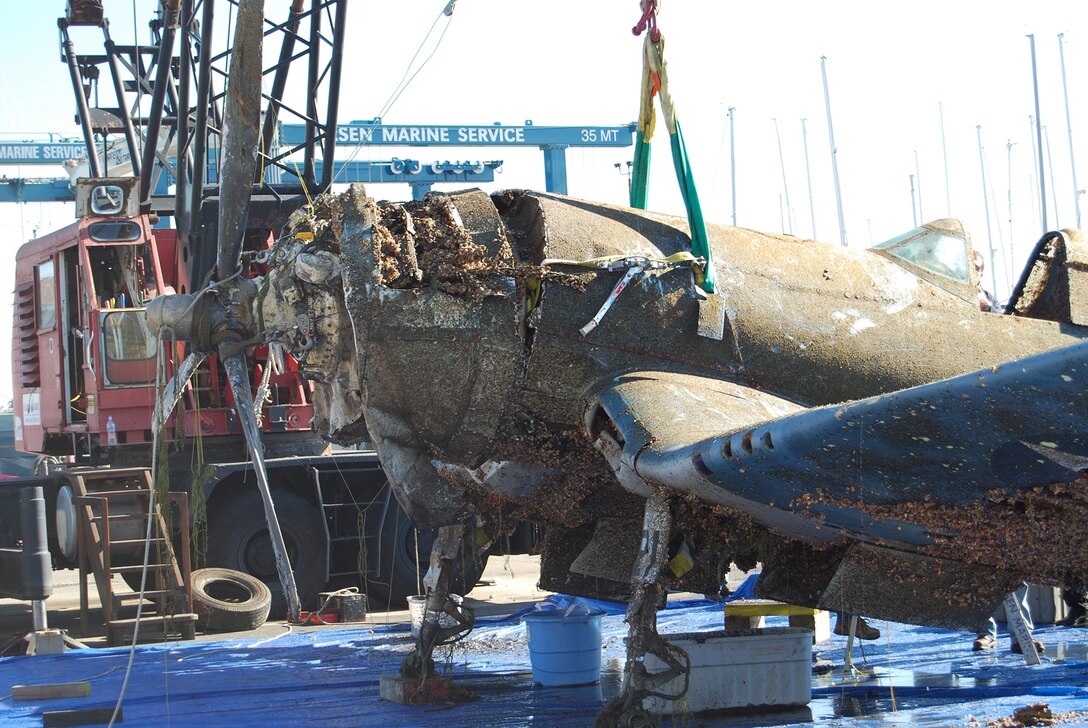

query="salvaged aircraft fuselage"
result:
[149,180,1087,645]
[239,184,1088,631]
[188,183,1084,639]
[146,181,1088,715]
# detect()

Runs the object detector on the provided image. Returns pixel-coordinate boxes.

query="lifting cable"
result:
[630,0,715,293]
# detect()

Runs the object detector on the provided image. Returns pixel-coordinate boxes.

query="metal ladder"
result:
[70,468,197,645]
[312,463,388,581]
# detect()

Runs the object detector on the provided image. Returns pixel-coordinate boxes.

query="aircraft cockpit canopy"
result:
[870,219,979,302]
[872,220,971,283]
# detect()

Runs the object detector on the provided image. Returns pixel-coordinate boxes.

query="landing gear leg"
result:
[595,489,690,727]
[396,524,474,691]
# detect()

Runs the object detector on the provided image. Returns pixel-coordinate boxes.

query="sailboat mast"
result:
[1058,33,1081,228]
[821,56,846,245]
[728,106,737,226]
[802,117,816,239]
[940,101,951,216]
[1028,34,1048,232]
[978,125,998,296]
[773,118,793,235]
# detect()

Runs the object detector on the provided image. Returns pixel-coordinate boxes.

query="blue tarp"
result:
[4,598,1088,726]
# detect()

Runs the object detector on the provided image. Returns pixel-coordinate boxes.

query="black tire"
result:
[191,567,272,632]
[204,488,327,614]
[365,502,489,610]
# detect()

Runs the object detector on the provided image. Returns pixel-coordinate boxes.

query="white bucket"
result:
[408,594,463,638]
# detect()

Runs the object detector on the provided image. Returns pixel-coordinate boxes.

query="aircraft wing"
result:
[587,340,1088,556]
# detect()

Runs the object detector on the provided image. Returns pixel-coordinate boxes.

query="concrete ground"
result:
[0,554,556,650]
[1,555,753,651]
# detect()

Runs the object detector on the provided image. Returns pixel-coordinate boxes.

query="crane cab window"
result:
[101,311,156,385]
[872,223,971,283]
[88,221,141,242]
[88,243,158,309]
[90,185,126,216]
[35,260,57,331]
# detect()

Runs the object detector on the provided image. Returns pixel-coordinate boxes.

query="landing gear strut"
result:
[596,489,690,727]
[387,524,474,703]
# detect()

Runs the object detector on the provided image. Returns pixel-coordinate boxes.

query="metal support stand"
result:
[31,602,48,632]
[21,485,59,654]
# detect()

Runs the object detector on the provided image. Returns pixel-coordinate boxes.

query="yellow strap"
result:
[644,34,677,135]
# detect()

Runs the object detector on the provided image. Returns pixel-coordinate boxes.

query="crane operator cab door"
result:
[31,234,98,434]
[22,242,93,434]
[31,255,62,435]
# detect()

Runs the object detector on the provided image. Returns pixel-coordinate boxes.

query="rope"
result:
[253,353,273,427]
[108,327,165,727]
[307,587,364,625]
[331,2,457,187]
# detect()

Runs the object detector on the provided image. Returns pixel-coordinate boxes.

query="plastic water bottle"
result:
[106,415,117,447]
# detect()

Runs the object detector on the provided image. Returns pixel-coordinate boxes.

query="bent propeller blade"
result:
[152,352,206,434]
[217,0,265,280]
[222,352,302,622]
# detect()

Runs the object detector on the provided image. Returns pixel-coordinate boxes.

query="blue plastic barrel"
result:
[523,607,605,687]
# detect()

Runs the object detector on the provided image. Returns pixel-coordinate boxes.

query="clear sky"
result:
[0,0,1084,405]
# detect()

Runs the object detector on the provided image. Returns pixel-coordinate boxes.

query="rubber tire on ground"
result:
[204,488,327,614]
[191,567,272,632]
[364,501,489,610]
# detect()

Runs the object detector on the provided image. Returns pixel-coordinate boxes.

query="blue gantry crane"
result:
[0,145,504,204]
[284,120,637,195]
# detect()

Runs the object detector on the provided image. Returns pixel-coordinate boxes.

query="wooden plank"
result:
[11,682,90,701]
[42,707,121,727]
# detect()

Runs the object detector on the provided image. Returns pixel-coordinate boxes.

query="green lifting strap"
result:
[668,120,714,292]
[630,129,651,210]
[629,4,715,293]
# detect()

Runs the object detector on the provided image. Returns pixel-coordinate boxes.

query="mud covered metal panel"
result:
[539,522,633,602]
[342,285,522,526]
[1064,233,1088,326]
[756,540,848,608]
[359,285,521,461]
[530,193,696,262]
[817,544,1019,631]
[632,341,1088,509]
[508,194,744,427]
[445,188,517,262]
[587,370,840,543]
[335,187,524,526]
[568,517,643,584]
[588,370,805,464]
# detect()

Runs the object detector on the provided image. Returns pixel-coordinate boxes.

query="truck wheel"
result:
[366,503,489,610]
[204,488,326,613]
[191,567,271,632]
